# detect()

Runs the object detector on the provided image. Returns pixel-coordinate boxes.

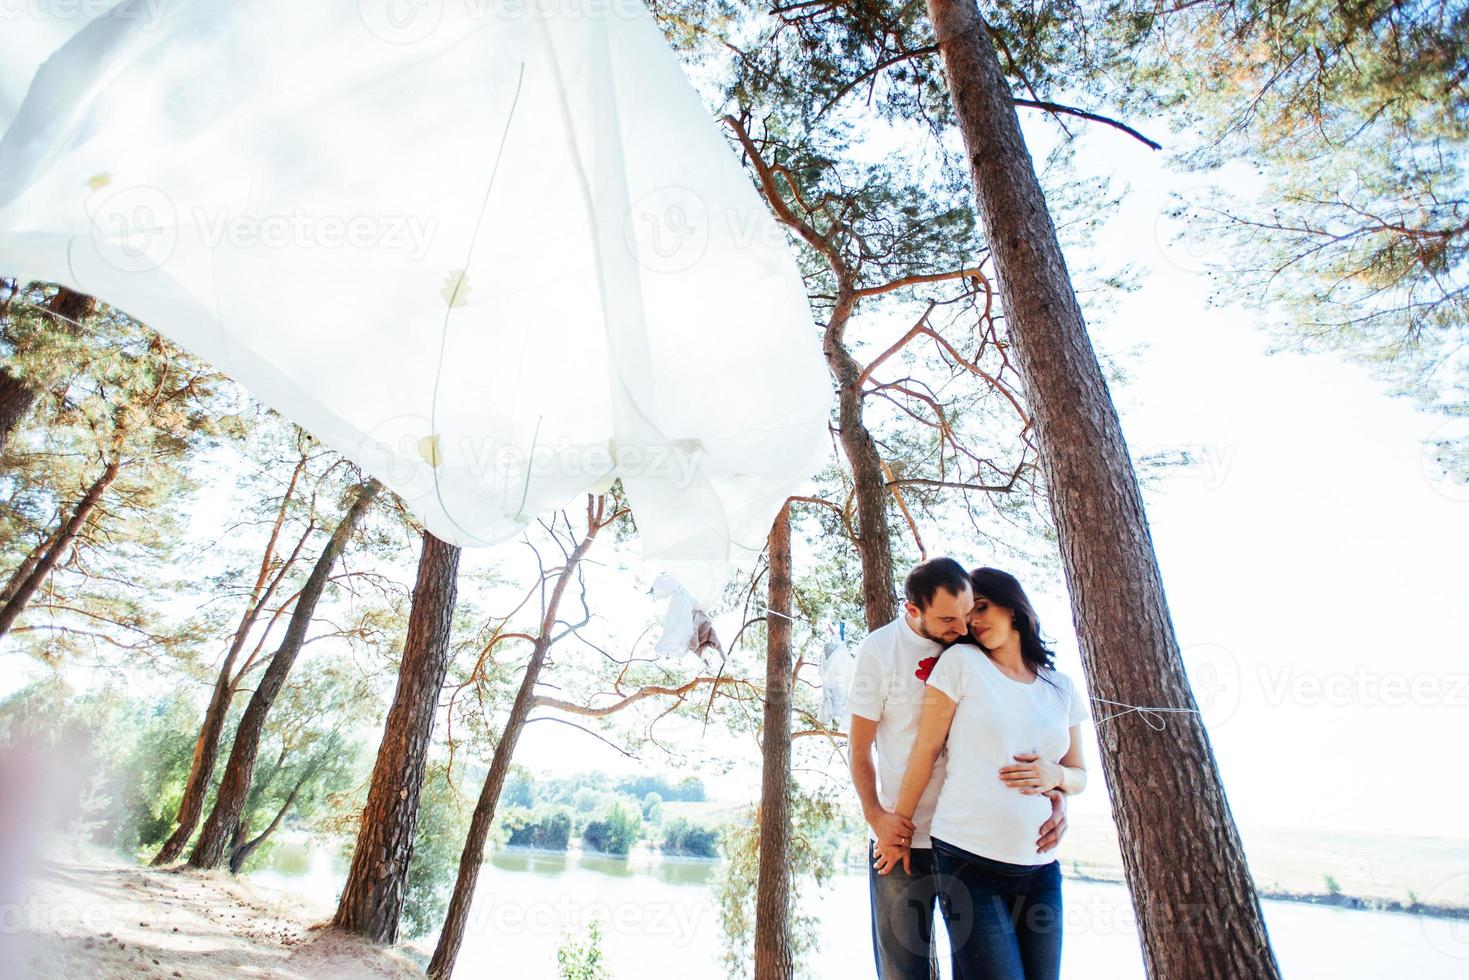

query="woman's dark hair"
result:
[968,567,1058,684]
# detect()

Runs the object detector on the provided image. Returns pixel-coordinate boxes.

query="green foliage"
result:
[501,804,575,851]
[398,762,473,939]
[641,791,663,817]
[660,817,721,858]
[504,764,536,808]
[555,919,610,980]
[715,784,840,980]
[1140,1,1468,463]
[1,288,244,666]
[0,679,208,854]
[581,800,642,857]
[230,661,370,872]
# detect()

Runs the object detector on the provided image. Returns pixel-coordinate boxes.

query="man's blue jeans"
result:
[867,842,943,979]
[931,836,1063,980]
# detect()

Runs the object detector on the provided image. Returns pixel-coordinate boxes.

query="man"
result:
[846,557,1067,979]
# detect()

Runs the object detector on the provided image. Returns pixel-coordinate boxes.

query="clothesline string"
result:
[1088,697,1200,730]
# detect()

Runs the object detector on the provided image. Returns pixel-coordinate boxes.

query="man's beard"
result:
[914,620,970,648]
[942,630,979,650]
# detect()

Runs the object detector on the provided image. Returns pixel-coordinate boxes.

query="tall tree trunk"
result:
[923,3,1281,977]
[0,456,120,639]
[428,497,611,979]
[825,298,898,631]
[152,453,311,865]
[0,286,96,452]
[188,479,381,869]
[334,531,462,944]
[753,502,794,979]
[0,523,62,607]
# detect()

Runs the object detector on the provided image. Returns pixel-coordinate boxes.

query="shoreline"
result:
[503,837,1469,922]
[832,850,1469,922]
[1064,867,1469,922]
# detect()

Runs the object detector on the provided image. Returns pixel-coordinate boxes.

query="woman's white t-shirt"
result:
[925,645,1088,866]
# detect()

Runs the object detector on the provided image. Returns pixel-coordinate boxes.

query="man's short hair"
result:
[903,557,971,610]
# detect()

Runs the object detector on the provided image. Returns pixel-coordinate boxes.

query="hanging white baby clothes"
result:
[819,635,855,728]
[0,0,831,603]
[651,572,722,664]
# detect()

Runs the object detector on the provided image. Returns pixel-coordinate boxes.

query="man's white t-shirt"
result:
[844,617,947,849]
[925,645,1088,865]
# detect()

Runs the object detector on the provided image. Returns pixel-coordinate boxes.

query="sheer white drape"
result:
[0,0,830,602]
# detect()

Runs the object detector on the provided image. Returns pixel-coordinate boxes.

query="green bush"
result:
[641,791,662,817]
[660,817,720,858]
[503,804,574,850]
[556,920,609,979]
[582,800,641,856]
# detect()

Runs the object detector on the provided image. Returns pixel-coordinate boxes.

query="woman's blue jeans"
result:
[930,836,1063,980]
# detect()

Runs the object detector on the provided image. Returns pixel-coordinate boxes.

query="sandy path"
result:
[2,848,428,979]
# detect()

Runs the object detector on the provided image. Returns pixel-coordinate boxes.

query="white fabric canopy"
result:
[0,0,830,601]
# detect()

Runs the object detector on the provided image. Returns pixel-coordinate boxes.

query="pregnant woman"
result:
[882,567,1089,980]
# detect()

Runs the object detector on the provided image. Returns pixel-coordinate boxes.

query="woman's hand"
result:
[999,752,1063,795]
[872,839,911,876]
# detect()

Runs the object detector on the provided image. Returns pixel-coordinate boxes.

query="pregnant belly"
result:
[933,779,1054,850]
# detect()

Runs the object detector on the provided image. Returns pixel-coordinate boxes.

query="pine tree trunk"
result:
[150,675,238,865]
[825,297,898,631]
[0,524,61,607]
[152,456,311,865]
[427,499,608,979]
[754,501,794,979]
[0,286,96,452]
[922,3,1281,976]
[0,456,120,639]
[334,531,462,944]
[188,479,381,869]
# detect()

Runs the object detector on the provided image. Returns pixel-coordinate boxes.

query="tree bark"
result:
[152,452,312,865]
[0,524,62,607]
[923,3,1281,977]
[753,501,794,979]
[188,479,381,869]
[0,456,121,640]
[0,286,96,452]
[333,530,462,944]
[427,497,611,979]
[824,297,898,631]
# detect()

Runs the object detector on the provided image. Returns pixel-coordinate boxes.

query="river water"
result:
[249,839,1469,978]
